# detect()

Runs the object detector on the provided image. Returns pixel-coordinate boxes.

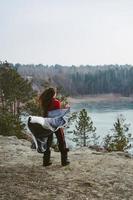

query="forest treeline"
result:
[13,63,133,96]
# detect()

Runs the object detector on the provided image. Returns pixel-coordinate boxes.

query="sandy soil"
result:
[68,94,133,104]
[0,135,133,200]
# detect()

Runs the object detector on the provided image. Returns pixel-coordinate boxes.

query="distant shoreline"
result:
[68,93,133,104]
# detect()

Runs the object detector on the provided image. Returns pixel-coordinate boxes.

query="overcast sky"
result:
[0,0,133,65]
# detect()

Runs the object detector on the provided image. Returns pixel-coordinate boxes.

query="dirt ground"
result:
[0,135,133,200]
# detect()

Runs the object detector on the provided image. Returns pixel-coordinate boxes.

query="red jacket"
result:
[48,98,61,111]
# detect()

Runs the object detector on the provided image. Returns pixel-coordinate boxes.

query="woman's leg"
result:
[55,128,70,166]
[43,133,53,166]
[54,128,66,151]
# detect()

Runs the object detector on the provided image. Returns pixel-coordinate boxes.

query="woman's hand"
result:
[61,102,70,109]
[64,103,70,108]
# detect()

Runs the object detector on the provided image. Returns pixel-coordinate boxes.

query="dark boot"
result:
[61,149,70,166]
[43,149,52,167]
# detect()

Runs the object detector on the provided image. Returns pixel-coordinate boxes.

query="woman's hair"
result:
[39,87,56,116]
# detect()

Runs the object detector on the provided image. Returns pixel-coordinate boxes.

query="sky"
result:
[0,0,133,66]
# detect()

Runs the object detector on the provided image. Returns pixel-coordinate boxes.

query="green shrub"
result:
[0,109,25,138]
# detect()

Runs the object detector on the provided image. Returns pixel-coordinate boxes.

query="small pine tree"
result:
[73,109,96,147]
[103,134,112,151]
[104,114,132,151]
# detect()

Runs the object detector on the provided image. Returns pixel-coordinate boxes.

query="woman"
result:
[39,87,70,166]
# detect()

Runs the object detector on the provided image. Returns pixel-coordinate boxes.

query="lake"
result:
[66,100,133,151]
